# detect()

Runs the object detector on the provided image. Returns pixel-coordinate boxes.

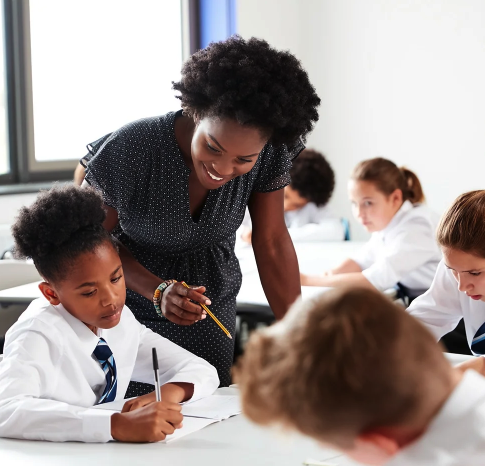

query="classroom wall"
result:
[238,0,485,240]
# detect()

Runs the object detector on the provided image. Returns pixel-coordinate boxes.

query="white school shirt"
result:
[387,370,485,466]
[351,200,441,291]
[240,204,345,242]
[0,297,219,443]
[407,260,485,350]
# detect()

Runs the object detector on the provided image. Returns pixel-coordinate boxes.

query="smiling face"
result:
[190,117,268,190]
[442,247,485,301]
[348,180,403,233]
[39,240,126,333]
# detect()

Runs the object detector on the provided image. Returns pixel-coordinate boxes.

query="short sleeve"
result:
[252,140,305,193]
[82,123,151,217]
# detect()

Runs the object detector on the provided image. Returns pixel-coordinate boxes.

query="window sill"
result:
[0,181,71,195]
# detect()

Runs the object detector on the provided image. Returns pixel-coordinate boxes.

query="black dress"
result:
[83,110,302,390]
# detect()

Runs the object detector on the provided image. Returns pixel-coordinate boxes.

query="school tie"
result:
[471,322,485,355]
[93,338,117,404]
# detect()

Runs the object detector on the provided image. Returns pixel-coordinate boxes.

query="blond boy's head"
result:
[234,287,456,464]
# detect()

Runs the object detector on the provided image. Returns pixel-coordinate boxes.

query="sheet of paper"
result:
[182,395,241,420]
[162,417,218,443]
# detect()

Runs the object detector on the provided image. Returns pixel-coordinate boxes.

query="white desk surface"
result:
[0,388,344,466]
[0,241,365,307]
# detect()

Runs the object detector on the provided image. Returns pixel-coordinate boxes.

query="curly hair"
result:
[290,149,335,207]
[12,185,114,282]
[172,36,320,148]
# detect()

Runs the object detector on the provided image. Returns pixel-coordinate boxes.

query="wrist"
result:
[161,382,194,403]
[111,412,125,440]
[153,280,177,316]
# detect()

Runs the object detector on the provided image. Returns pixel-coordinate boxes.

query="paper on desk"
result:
[93,394,241,421]
[163,417,218,443]
[181,395,241,420]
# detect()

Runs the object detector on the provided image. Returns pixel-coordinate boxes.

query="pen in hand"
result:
[152,347,161,402]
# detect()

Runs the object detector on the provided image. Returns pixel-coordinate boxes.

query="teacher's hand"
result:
[161,282,209,325]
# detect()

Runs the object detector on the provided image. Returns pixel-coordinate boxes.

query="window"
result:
[2,0,185,185]
[0,0,236,187]
[0,3,9,178]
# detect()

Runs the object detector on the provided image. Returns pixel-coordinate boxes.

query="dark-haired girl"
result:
[301,157,441,297]
[0,186,218,442]
[81,36,321,389]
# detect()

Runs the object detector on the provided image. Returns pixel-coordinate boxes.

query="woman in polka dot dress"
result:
[82,36,320,391]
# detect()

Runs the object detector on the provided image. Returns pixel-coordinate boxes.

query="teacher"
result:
[82,36,320,391]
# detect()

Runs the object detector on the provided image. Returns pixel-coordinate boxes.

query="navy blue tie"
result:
[93,338,117,404]
[471,322,485,355]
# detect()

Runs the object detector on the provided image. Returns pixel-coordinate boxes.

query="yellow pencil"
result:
[181,281,232,339]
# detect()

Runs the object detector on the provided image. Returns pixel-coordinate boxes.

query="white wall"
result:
[238,0,485,240]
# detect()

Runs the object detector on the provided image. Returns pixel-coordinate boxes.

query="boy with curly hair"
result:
[0,186,219,443]
[240,149,344,243]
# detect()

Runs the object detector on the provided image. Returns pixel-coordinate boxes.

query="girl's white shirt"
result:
[351,200,442,291]
[407,259,485,351]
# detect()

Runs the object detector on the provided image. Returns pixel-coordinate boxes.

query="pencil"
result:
[181,281,232,339]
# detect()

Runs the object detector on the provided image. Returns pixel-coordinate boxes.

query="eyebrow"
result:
[444,264,484,273]
[207,134,259,157]
[75,265,122,289]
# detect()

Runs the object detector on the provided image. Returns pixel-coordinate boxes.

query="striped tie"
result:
[471,322,485,355]
[93,338,117,404]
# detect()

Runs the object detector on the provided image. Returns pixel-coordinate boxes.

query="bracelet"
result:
[153,280,177,317]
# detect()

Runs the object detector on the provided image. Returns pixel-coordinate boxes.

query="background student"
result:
[301,158,441,300]
[0,186,219,443]
[235,287,485,466]
[240,149,344,243]
[407,190,485,363]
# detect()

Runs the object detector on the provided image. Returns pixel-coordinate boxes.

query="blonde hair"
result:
[352,158,425,204]
[234,287,451,447]
[437,190,485,258]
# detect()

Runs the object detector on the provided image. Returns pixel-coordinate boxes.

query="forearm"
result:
[0,397,112,442]
[160,382,194,403]
[253,231,301,319]
[116,241,163,300]
[330,258,363,275]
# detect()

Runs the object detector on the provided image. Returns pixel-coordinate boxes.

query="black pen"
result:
[152,347,161,402]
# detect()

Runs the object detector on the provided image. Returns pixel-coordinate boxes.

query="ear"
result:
[38,281,61,305]
[346,431,400,465]
[390,188,403,207]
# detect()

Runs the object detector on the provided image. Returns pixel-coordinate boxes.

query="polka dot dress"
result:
[83,110,302,393]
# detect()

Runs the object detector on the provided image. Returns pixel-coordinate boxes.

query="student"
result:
[240,149,344,243]
[235,286,485,466]
[301,158,441,298]
[0,186,219,443]
[407,190,485,364]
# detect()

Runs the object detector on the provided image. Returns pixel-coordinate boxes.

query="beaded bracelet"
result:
[153,280,177,317]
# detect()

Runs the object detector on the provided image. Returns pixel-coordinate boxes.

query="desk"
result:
[0,388,342,466]
[0,242,365,308]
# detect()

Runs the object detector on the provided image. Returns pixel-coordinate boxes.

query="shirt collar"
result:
[379,200,413,239]
[53,303,101,356]
[392,370,485,463]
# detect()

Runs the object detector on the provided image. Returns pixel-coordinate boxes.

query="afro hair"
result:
[172,36,320,148]
[290,149,335,207]
[12,185,114,282]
